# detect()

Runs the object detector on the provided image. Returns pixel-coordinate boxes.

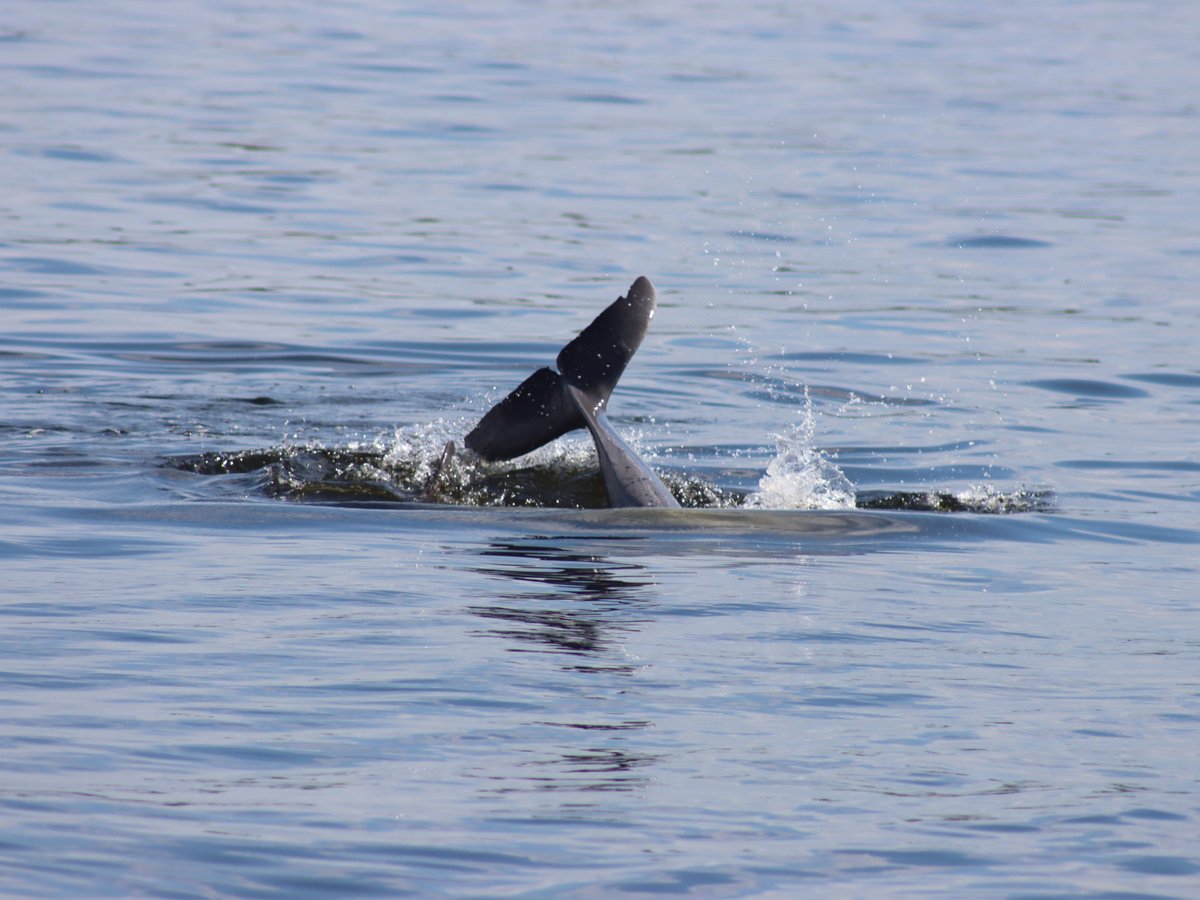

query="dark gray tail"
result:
[464,276,658,461]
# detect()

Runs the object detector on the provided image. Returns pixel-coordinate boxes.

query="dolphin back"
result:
[464,277,659,462]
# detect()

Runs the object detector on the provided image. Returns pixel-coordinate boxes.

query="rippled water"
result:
[3,1,1199,896]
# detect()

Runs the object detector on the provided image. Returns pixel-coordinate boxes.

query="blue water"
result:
[3,1,1199,896]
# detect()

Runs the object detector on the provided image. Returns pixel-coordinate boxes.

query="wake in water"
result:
[170,412,1051,514]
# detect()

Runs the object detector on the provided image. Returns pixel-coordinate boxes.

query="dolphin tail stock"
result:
[463,276,659,462]
[564,383,681,509]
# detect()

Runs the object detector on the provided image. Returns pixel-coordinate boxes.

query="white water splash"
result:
[380,419,464,481]
[745,395,856,511]
[952,483,1051,515]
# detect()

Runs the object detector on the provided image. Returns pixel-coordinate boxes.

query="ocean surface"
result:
[2,1,1198,896]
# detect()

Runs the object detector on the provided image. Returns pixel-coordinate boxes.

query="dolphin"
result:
[464,276,680,508]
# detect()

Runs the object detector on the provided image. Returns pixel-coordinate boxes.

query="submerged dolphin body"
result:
[464,276,680,508]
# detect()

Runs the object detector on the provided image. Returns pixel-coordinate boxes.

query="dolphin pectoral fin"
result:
[422,440,456,501]
[464,367,581,461]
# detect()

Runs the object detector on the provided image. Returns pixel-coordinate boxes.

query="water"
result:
[3,1,1198,896]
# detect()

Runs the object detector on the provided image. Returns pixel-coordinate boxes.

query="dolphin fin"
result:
[555,275,657,410]
[463,366,582,461]
[464,277,659,462]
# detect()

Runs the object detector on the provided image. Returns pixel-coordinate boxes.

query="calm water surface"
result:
[2,1,1198,896]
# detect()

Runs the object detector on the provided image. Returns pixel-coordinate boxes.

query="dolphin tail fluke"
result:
[555,275,657,409]
[464,276,659,462]
[463,366,582,461]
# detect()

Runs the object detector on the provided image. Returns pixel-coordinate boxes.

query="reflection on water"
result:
[468,538,659,796]
[504,746,659,796]
[468,537,651,666]
[475,538,654,603]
